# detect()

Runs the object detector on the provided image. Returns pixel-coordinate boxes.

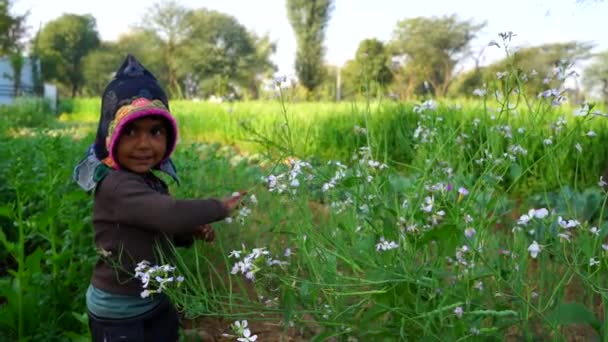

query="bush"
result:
[0,97,55,128]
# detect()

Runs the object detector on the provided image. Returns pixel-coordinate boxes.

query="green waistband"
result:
[86,284,163,319]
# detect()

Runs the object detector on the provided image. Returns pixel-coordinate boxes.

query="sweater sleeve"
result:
[106,172,229,234]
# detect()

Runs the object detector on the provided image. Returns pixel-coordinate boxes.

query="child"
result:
[73,55,243,341]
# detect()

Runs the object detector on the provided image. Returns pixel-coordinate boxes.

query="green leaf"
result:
[63,331,89,342]
[547,302,600,332]
[0,229,14,253]
[0,206,11,218]
[509,163,522,181]
[418,225,460,256]
[359,304,389,325]
[25,248,44,275]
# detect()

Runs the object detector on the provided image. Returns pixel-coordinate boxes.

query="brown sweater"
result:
[91,169,228,296]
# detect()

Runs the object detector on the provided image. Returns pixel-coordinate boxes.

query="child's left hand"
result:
[195,224,215,242]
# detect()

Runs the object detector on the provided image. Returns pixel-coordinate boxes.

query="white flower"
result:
[544,138,553,145]
[575,143,582,153]
[421,196,434,213]
[472,88,487,96]
[602,244,608,251]
[518,214,532,225]
[375,237,399,251]
[353,125,367,135]
[234,319,248,329]
[454,306,464,318]
[237,328,258,342]
[359,204,369,213]
[590,227,600,236]
[558,233,571,242]
[528,241,541,258]
[599,176,607,188]
[589,258,600,267]
[140,290,151,298]
[284,248,292,257]
[464,228,476,239]
[536,208,549,218]
[496,71,508,79]
[573,103,590,117]
[458,187,469,196]
[586,130,597,137]
[557,216,580,229]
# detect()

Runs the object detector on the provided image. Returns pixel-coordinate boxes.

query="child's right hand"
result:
[222,191,246,212]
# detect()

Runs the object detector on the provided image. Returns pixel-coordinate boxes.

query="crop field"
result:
[1,87,608,340]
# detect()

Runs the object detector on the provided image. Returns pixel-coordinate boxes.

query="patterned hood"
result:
[73,55,179,191]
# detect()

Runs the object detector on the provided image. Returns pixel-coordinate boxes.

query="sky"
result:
[12,0,608,77]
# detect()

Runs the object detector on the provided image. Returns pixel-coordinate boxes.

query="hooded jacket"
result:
[78,55,228,296]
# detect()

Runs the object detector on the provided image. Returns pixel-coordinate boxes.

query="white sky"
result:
[13,0,608,77]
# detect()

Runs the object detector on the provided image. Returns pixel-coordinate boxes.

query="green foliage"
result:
[37,13,101,97]
[452,41,594,99]
[0,96,54,127]
[583,50,608,104]
[0,0,27,55]
[179,8,276,99]
[390,14,485,98]
[81,45,122,97]
[0,118,96,340]
[286,0,334,95]
[5,57,608,340]
[341,38,393,99]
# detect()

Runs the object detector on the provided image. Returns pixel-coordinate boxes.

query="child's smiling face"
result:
[116,116,167,173]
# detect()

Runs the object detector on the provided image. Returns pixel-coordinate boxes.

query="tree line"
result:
[1,0,607,104]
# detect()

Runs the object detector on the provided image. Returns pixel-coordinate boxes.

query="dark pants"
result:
[88,297,180,342]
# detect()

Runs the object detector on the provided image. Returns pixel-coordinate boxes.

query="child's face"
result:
[116,117,167,174]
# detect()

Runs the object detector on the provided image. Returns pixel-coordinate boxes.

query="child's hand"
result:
[222,191,246,213]
[195,224,215,242]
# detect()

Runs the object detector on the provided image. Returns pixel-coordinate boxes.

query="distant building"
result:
[0,56,38,105]
[0,56,57,111]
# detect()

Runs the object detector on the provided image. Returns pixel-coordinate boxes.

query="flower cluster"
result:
[413,99,437,113]
[229,246,289,281]
[134,261,184,298]
[225,194,257,225]
[228,320,258,342]
[266,159,313,194]
[375,237,398,251]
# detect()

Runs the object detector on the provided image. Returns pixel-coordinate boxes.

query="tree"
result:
[140,0,190,99]
[81,44,122,96]
[286,0,333,96]
[82,30,166,96]
[0,1,29,96]
[0,0,27,54]
[583,51,608,104]
[341,38,393,99]
[37,14,100,97]
[390,15,485,98]
[179,8,275,99]
[450,41,594,98]
[239,32,277,99]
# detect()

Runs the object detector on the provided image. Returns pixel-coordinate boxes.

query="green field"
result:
[1,93,608,340]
